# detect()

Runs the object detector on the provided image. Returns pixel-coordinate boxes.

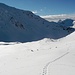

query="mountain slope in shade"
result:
[58,19,74,27]
[0,3,74,42]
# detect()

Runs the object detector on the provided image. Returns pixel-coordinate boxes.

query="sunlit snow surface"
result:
[0,3,75,75]
[0,32,75,75]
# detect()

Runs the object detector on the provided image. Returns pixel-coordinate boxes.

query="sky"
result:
[0,0,75,16]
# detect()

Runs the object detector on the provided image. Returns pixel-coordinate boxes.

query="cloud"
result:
[32,10,38,14]
[41,14,67,18]
[41,14,75,22]
[40,9,43,11]
[41,14,75,19]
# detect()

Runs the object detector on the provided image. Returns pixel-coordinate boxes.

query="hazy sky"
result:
[0,0,75,16]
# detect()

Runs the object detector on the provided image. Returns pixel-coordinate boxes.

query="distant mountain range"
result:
[0,3,75,42]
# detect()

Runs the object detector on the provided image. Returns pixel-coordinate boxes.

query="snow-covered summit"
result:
[0,3,75,42]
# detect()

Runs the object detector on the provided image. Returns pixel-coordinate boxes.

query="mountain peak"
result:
[0,3,8,7]
[0,3,74,42]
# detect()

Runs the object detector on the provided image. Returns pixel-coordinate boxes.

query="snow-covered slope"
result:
[0,3,75,75]
[0,3,74,42]
[0,31,75,75]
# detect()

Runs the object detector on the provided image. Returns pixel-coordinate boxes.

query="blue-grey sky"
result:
[0,0,75,16]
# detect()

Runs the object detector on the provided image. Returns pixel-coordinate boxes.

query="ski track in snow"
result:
[42,52,69,75]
